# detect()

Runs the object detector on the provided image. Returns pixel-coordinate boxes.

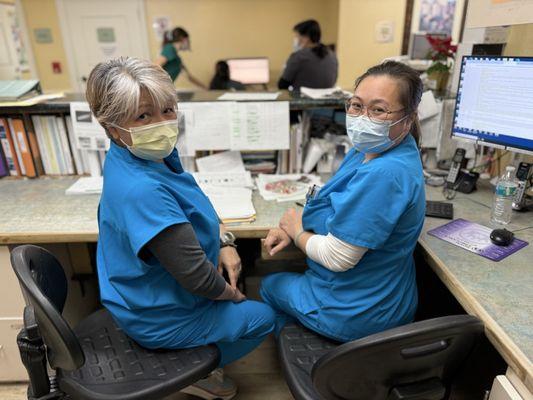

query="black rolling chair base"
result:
[11,245,221,400]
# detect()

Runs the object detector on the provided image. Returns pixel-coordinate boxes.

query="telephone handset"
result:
[446,148,466,185]
[512,162,533,211]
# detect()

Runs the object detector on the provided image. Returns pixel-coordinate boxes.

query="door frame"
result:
[56,0,151,92]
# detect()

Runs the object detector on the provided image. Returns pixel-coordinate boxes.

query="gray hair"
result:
[86,57,177,131]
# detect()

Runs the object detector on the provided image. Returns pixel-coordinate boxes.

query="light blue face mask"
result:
[346,114,409,154]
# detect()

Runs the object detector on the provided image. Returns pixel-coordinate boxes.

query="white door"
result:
[57,0,150,92]
[0,4,21,80]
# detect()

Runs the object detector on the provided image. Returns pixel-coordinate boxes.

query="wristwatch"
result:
[220,231,237,248]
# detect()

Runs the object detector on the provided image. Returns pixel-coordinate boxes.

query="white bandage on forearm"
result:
[305,233,367,272]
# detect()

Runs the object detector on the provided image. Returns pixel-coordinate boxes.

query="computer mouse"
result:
[490,229,514,246]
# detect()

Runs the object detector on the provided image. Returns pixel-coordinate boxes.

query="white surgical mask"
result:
[115,119,179,161]
[293,37,302,51]
[346,114,409,154]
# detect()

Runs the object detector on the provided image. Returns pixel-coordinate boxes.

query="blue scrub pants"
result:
[260,272,311,338]
[188,299,276,367]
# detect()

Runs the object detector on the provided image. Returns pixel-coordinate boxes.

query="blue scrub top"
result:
[97,142,220,348]
[301,135,425,342]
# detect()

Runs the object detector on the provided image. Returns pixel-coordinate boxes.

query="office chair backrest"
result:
[11,245,85,370]
[312,315,483,400]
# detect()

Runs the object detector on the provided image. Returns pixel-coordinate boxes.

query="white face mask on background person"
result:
[292,37,302,51]
[346,114,409,154]
[114,119,179,161]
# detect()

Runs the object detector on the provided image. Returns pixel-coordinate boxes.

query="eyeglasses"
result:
[345,98,404,122]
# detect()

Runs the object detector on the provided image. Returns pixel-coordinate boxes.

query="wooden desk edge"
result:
[418,238,533,393]
[0,227,269,244]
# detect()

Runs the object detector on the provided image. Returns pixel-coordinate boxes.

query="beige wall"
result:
[20,0,71,91]
[504,23,533,56]
[336,0,407,89]
[144,0,339,89]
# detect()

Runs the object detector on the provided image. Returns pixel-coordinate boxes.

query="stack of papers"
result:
[200,185,256,225]
[65,176,103,195]
[300,87,351,100]
[194,151,256,224]
[256,174,322,202]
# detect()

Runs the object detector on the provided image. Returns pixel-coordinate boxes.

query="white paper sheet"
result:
[218,92,280,101]
[418,91,439,121]
[65,176,103,195]
[196,150,245,173]
[179,102,233,151]
[231,102,290,151]
[69,102,109,151]
[193,171,254,188]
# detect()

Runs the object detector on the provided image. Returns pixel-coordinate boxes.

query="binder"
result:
[8,118,37,178]
[0,118,20,176]
[31,115,52,175]
[7,119,25,175]
[55,116,74,174]
[0,145,8,178]
[22,114,44,176]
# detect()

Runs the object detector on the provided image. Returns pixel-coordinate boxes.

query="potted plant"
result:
[426,34,457,94]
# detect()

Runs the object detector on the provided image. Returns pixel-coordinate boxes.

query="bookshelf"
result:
[0,91,345,179]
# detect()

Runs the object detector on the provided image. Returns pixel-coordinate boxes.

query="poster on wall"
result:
[467,0,533,28]
[419,0,457,34]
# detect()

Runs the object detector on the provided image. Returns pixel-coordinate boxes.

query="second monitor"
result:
[226,57,270,85]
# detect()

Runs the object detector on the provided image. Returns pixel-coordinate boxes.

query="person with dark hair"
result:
[262,61,425,342]
[278,19,338,90]
[209,61,245,91]
[155,27,206,88]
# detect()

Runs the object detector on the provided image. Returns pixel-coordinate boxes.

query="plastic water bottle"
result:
[490,166,518,226]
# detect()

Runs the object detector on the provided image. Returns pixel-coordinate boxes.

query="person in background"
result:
[87,57,275,400]
[278,19,338,90]
[262,61,425,343]
[209,61,245,91]
[155,27,207,89]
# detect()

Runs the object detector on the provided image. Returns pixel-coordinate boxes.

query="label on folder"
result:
[427,218,528,262]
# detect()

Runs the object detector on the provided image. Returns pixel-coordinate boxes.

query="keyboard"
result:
[426,201,454,220]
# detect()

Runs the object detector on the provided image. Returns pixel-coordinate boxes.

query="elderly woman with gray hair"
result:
[87,57,275,400]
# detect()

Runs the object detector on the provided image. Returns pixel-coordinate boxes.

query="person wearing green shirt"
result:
[155,27,206,89]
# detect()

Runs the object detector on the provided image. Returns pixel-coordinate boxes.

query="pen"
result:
[296,202,305,207]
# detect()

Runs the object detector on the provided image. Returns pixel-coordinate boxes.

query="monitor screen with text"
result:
[452,56,533,152]
[227,58,270,85]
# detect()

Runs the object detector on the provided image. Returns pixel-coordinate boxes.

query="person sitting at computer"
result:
[86,57,275,400]
[262,61,425,342]
[155,27,207,89]
[278,19,338,90]
[209,61,245,91]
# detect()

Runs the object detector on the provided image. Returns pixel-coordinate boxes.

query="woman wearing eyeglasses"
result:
[260,61,425,342]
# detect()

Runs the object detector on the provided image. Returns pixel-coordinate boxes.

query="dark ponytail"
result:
[294,19,328,59]
[354,61,423,145]
[162,27,189,46]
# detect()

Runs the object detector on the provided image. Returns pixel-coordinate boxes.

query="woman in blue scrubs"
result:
[86,57,275,400]
[260,61,426,342]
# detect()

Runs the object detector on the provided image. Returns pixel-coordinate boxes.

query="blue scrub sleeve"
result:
[123,184,188,257]
[327,167,409,250]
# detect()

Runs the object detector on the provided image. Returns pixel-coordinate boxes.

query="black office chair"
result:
[278,315,484,400]
[11,244,220,400]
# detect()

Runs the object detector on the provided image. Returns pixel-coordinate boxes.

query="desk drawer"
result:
[489,376,525,400]
[0,246,26,317]
[0,318,28,382]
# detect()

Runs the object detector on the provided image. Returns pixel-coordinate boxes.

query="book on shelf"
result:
[0,144,8,177]
[0,118,20,176]
[8,118,37,177]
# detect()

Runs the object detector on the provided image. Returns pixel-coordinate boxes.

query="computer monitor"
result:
[452,56,533,154]
[226,57,270,85]
[409,32,447,60]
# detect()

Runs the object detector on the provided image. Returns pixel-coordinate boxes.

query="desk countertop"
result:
[422,184,533,391]
[0,177,288,243]
[0,177,532,390]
